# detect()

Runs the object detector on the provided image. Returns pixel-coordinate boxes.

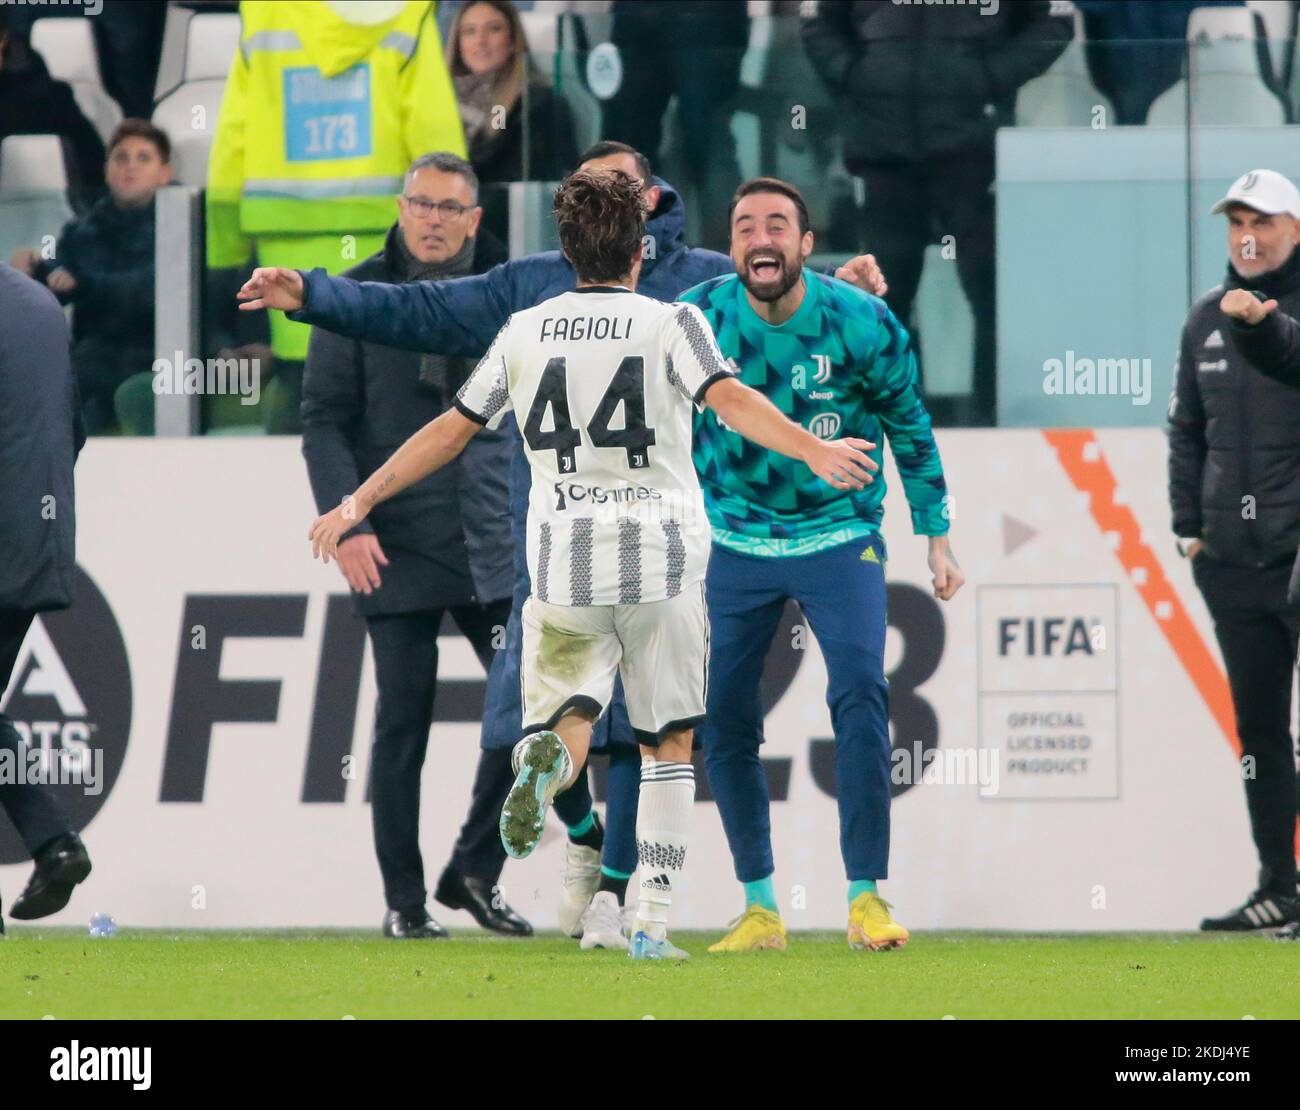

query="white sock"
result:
[635,758,694,941]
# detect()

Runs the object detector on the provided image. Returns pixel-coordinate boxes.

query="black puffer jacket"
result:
[799,0,1071,167]
[36,195,156,346]
[1168,248,1300,569]
[300,225,514,616]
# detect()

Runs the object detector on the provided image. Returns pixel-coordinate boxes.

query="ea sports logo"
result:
[808,412,842,440]
[0,567,131,865]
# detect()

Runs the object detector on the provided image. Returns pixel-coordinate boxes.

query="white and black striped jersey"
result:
[455,286,734,607]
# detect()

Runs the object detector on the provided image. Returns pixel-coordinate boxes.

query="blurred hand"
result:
[803,436,878,491]
[239,267,306,312]
[9,247,39,275]
[1220,289,1277,325]
[46,268,77,294]
[835,253,888,297]
[929,537,964,601]
[308,497,369,564]
[1186,539,1205,561]
[335,533,390,595]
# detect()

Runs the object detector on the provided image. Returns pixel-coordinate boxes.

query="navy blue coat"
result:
[0,264,83,613]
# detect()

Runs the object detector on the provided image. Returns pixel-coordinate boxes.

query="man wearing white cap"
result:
[1169,168,1300,940]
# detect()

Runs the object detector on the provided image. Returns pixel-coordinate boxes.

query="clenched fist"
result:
[1220,288,1278,325]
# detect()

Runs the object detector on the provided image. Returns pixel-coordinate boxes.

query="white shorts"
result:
[520,583,709,747]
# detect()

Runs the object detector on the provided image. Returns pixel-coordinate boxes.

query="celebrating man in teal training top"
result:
[682,178,964,953]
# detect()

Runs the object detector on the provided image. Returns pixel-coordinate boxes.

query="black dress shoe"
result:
[9,833,91,921]
[382,906,449,939]
[435,869,533,937]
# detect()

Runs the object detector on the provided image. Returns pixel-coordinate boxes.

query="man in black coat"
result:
[1168,169,1300,938]
[0,263,93,935]
[0,11,106,216]
[301,152,530,938]
[800,0,1070,425]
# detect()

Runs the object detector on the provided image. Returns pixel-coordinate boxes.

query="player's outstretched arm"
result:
[308,408,481,562]
[703,377,879,491]
[240,264,514,357]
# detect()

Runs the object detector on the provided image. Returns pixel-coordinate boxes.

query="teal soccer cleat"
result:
[499,731,572,860]
[628,931,690,961]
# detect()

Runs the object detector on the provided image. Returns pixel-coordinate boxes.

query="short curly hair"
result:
[553,169,645,285]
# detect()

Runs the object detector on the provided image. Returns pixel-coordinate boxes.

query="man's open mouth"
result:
[748,253,783,280]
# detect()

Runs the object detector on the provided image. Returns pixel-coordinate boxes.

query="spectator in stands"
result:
[300,151,532,940]
[448,0,577,185]
[2,0,166,121]
[801,0,1071,426]
[9,119,171,436]
[600,0,747,246]
[1075,1,1244,125]
[1168,169,1300,939]
[207,0,465,435]
[0,10,106,215]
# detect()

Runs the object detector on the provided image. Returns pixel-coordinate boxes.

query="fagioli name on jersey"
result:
[538,315,635,342]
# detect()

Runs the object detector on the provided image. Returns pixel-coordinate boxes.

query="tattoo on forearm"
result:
[365,472,397,508]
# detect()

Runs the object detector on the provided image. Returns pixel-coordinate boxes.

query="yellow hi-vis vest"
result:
[206,0,466,267]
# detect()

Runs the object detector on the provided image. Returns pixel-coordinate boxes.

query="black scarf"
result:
[388,227,479,399]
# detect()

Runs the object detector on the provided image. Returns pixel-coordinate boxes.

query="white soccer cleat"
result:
[579,891,628,951]
[558,838,602,938]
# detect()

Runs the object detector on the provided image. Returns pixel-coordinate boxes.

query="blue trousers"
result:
[702,537,891,883]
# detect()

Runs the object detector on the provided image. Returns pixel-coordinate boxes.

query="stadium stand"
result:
[28,17,123,144]
[0,136,72,262]
[151,7,241,187]
[1016,10,1117,128]
[1248,0,1296,91]
[1148,4,1288,124]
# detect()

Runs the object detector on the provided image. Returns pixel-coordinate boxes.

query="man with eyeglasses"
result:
[300,151,530,939]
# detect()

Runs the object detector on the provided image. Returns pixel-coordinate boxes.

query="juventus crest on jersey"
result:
[456,286,734,607]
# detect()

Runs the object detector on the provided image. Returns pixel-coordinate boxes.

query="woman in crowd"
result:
[447,0,578,185]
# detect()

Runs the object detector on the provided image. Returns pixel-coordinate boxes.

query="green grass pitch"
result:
[2,929,1297,1019]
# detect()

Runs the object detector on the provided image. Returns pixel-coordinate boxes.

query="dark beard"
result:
[739,254,802,302]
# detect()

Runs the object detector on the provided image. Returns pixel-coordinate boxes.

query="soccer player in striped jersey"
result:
[683,178,965,954]
[306,169,878,959]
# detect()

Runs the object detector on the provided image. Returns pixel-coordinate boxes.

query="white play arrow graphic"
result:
[1002,514,1037,556]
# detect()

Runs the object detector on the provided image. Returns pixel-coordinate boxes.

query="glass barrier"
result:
[8,12,1283,435]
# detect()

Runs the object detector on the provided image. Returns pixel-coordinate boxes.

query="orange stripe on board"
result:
[1042,429,1300,860]
[1044,429,1237,745]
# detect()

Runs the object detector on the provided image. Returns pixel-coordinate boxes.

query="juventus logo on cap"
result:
[1242,172,1259,191]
